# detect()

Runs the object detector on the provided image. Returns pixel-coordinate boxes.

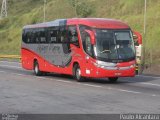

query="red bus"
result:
[21,18,136,82]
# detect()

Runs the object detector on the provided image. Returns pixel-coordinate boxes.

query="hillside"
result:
[0,0,160,69]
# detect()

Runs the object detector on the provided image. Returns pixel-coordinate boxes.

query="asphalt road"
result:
[0,61,160,114]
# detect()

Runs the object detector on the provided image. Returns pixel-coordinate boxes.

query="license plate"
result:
[115,73,122,76]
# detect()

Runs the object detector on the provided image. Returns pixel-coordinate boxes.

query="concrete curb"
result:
[0,55,21,59]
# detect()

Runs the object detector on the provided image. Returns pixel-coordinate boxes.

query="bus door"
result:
[81,30,95,76]
[67,25,80,64]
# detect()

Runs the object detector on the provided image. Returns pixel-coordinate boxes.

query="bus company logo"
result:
[2,114,18,120]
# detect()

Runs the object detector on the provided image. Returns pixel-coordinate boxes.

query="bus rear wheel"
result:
[108,77,118,83]
[73,64,84,82]
[34,61,42,76]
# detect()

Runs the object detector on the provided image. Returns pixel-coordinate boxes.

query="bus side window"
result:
[30,29,36,43]
[68,26,79,47]
[59,26,67,43]
[26,31,31,43]
[39,29,47,43]
[22,29,27,43]
[48,27,59,43]
[50,30,57,43]
[35,30,40,43]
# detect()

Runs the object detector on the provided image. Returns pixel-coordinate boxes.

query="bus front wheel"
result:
[34,61,42,76]
[108,77,118,83]
[73,64,84,82]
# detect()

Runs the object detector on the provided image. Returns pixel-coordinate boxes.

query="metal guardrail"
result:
[0,55,21,59]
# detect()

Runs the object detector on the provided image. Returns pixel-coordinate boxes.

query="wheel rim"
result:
[35,64,38,74]
[76,68,81,80]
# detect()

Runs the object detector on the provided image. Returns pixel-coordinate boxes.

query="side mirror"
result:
[133,34,138,40]
[133,31,142,45]
[85,30,96,45]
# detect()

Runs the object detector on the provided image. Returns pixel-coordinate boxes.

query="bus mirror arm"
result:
[133,31,142,45]
[85,30,96,45]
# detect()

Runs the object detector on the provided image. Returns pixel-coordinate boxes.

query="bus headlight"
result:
[93,62,104,68]
[130,64,135,68]
[93,60,117,69]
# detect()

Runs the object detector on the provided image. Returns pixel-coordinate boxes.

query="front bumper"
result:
[88,67,135,78]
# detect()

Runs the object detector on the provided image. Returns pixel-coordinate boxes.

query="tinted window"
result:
[26,31,31,43]
[48,27,59,43]
[23,26,69,44]
[59,26,67,43]
[30,29,36,43]
[81,31,93,56]
[68,26,79,46]
[39,28,47,43]
[22,29,31,43]
[22,29,27,43]
[79,25,94,56]
[85,33,92,56]
[35,30,40,43]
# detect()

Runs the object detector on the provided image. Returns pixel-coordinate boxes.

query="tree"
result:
[68,0,93,17]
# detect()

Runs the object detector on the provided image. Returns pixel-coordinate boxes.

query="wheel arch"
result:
[72,62,79,75]
[73,62,79,68]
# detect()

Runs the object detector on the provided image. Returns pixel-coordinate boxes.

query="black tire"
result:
[73,64,84,82]
[135,70,138,75]
[34,61,42,76]
[108,77,118,83]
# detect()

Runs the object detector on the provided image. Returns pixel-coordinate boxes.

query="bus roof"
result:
[23,19,66,29]
[23,18,129,29]
[68,18,129,29]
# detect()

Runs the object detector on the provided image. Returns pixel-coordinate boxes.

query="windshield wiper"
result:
[99,49,111,54]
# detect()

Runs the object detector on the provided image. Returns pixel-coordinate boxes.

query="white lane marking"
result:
[115,89,141,94]
[0,70,140,94]
[122,79,160,88]
[138,75,160,79]
[1,62,160,79]
[0,64,21,69]
[1,61,160,88]
[0,61,21,64]
[0,70,158,95]
[56,79,73,83]
[0,70,32,78]
[140,82,160,87]
[152,94,157,97]
[82,83,102,88]
[35,76,45,79]
[77,83,136,94]
[0,70,6,73]
[0,70,159,97]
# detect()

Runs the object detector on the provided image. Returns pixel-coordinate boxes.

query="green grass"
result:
[0,0,160,64]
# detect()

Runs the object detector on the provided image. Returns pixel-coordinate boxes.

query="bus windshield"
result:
[95,29,135,62]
